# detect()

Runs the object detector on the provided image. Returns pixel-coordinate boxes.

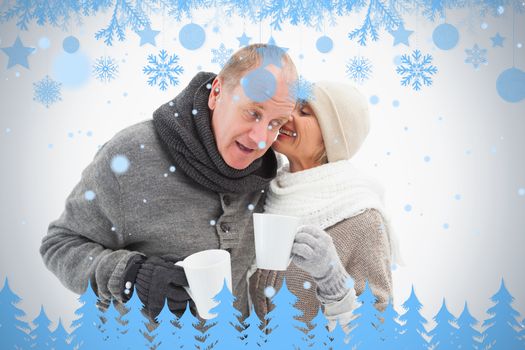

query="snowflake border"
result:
[1,1,519,46]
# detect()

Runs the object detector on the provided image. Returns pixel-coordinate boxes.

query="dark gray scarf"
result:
[152,72,277,193]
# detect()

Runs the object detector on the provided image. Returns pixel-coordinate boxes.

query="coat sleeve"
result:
[343,209,393,312]
[323,288,358,333]
[321,209,393,330]
[40,144,138,303]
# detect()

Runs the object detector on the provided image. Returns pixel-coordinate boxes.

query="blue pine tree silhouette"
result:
[329,320,349,349]
[30,305,53,349]
[197,318,213,350]
[0,277,31,349]
[398,285,429,350]
[178,302,204,350]
[206,279,244,349]
[70,281,105,349]
[264,278,308,350]
[379,299,401,347]
[308,307,331,350]
[120,291,150,349]
[455,301,482,350]
[102,300,126,348]
[243,306,265,348]
[51,318,72,350]
[154,300,179,350]
[347,281,381,349]
[520,318,525,348]
[481,278,523,350]
[428,298,458,349]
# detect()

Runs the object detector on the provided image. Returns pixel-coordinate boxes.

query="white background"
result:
[0,5,524,333]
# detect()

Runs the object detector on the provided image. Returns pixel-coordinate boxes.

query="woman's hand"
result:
[292,225,339,279]
[291,225,351,303]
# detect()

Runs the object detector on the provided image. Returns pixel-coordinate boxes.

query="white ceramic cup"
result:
[253,213,300,270]
[175,249,232,319]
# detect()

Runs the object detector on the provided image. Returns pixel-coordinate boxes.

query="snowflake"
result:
[211,43,233,68]
[33,75,62,108]
[396,49,438,91]
[465,44,488,69]
[92,56,119,83]
[346,56,373,85]
[290,76,314,102]
[143,49,184,91]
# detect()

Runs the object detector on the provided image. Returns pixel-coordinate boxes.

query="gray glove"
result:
[291,225,350,303]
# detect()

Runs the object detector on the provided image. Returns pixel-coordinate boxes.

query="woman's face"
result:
[272,102,325,164]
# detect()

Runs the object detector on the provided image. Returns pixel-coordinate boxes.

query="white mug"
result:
[253,213,300,270]
[175,249,232,319]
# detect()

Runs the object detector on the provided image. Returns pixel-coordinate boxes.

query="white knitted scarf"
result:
[264,160,402,265]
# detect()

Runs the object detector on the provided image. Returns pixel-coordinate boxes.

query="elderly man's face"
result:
[208,65,295,170]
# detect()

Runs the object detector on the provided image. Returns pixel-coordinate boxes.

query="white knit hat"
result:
[308,81,370,162]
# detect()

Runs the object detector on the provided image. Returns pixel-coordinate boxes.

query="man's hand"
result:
[122,255,193,319]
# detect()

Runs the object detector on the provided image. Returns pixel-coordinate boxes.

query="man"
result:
[40,44,297,320]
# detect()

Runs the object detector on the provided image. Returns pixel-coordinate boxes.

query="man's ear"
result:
[208,77,222,110]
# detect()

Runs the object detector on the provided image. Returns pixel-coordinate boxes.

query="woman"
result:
[249,81,400,330]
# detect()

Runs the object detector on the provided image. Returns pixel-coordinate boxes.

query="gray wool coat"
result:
[40,119,267,318]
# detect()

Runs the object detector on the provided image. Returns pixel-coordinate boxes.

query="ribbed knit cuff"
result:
[108,252,145,303]
[314,262,351,304]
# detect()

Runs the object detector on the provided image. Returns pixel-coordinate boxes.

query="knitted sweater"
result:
[249,208,393,326]
[40,73,276,320]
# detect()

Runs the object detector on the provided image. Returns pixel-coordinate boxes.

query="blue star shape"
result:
[257,37,288,68]
[237,32,252,47]
[390,23,414,46]
[1,36,35,69]
[490,33,505,47]
[137,25,160,46]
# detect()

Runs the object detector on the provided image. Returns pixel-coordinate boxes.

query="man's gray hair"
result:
[217,43,298,89]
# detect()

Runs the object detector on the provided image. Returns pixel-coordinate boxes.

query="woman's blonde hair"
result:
[314,146,328,165]
[300,100,328,165]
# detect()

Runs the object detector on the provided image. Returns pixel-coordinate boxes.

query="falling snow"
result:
[264,286,276,298]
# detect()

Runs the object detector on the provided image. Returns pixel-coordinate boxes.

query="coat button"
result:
[223,195,231,206]
[220,223,231,233]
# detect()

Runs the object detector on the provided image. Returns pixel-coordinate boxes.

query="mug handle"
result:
[174,261,194,300]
